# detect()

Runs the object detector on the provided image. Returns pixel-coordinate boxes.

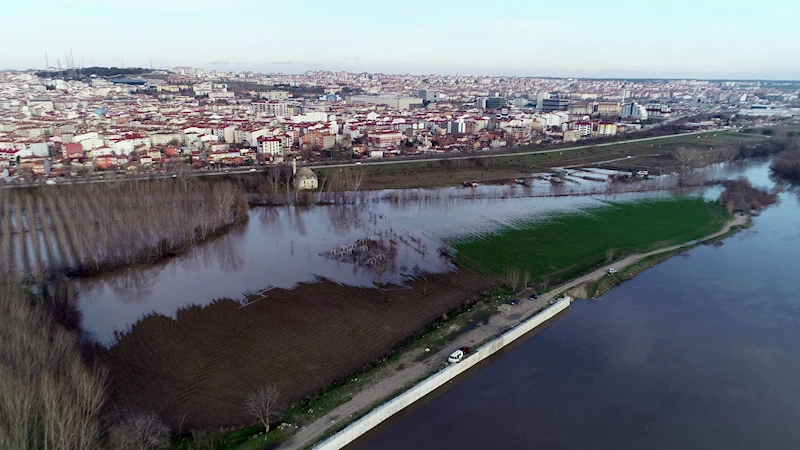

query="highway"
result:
[1,129,729,189]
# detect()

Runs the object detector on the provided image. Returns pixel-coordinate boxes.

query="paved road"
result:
[280,213,748,450]
[1,129,729,189]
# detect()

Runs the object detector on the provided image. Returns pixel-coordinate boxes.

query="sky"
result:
[2,0,799,80]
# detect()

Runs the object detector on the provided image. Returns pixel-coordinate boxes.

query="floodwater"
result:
[359,164,800,449]
[75,161,768,344]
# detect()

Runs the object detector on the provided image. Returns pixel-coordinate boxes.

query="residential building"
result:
[257,137,283,156]
[598,122,617,136]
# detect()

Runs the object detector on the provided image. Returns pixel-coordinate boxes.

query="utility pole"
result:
[45,52,49,70]
[57,57,61,70]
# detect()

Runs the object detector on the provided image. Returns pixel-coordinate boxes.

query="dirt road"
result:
[280,214,748,450]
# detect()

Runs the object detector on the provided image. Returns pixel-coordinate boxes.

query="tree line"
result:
[0,178,249,279]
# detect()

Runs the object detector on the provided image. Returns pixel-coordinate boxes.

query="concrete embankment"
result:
[312,297,571,450]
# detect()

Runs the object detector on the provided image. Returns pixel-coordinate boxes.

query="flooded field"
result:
[73,161,770,345]
[70,160,776,432]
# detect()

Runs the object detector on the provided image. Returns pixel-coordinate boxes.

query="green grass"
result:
[449,197,730,284]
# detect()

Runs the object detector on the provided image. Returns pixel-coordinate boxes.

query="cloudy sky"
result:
[2,0,798,79]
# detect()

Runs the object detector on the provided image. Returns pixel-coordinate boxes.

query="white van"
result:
[448,349,464,364]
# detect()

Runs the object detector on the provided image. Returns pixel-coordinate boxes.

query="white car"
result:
[607,268,618,274]
[447,350,464,364]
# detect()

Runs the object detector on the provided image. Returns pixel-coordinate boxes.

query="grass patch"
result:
[450,197,730,285]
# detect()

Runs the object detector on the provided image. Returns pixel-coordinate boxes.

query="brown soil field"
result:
[90,270,494,430]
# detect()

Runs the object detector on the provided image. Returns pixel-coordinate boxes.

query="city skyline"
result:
[2,0,800,80]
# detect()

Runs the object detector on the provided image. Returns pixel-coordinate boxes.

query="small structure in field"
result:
[291,158,318,190]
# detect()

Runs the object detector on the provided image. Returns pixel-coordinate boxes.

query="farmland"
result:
[449,197,730,285]
[90,271,493,431]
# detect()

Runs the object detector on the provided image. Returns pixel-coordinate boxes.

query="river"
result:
[358,164,800,449]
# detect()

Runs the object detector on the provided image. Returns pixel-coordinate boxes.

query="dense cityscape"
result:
[2,66,798,182]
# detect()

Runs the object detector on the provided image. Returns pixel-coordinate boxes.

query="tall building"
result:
[485,97,507,109]
[419,90,440,102]
[536,91,551,110]
[620,102,648,120]
[541,98,569,112]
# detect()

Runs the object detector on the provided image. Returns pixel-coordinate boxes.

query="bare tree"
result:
[245,385,280,432]
[351,168,367,193]
[674,147,699,186]
[109,411,170,450]
[0,277,107,450]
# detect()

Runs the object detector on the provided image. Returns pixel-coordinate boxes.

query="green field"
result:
[449,197,730,285]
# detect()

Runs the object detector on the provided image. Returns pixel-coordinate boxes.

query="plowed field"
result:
[94,270,493,430]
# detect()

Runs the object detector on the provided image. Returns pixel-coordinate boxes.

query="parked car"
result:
[508,298,520,306]
[448,349,465,364]
[607,268,618,274]
[528,292,540,299]
[459,346,472,355]
[249,168,257,172]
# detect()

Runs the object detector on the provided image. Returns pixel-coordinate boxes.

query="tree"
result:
[245,385,280,432]
[674,147,699,186]
[109,411,170,450]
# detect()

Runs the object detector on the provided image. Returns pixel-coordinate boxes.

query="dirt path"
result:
[280,214,748,450]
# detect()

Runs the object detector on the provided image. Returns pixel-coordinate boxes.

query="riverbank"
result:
[262,213,748,450]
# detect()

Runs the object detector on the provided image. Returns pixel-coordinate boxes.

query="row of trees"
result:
[0,178,249,278]
[242,167,368,206]
[0,276,107,450]
[1,273,283,449]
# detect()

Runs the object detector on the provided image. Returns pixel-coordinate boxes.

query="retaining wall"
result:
[312,297,571,450]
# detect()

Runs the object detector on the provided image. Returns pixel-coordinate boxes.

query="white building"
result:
[257,137,283,156]
[252,102,290,117]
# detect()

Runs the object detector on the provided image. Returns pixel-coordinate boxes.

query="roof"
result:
[296,167,316,179]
